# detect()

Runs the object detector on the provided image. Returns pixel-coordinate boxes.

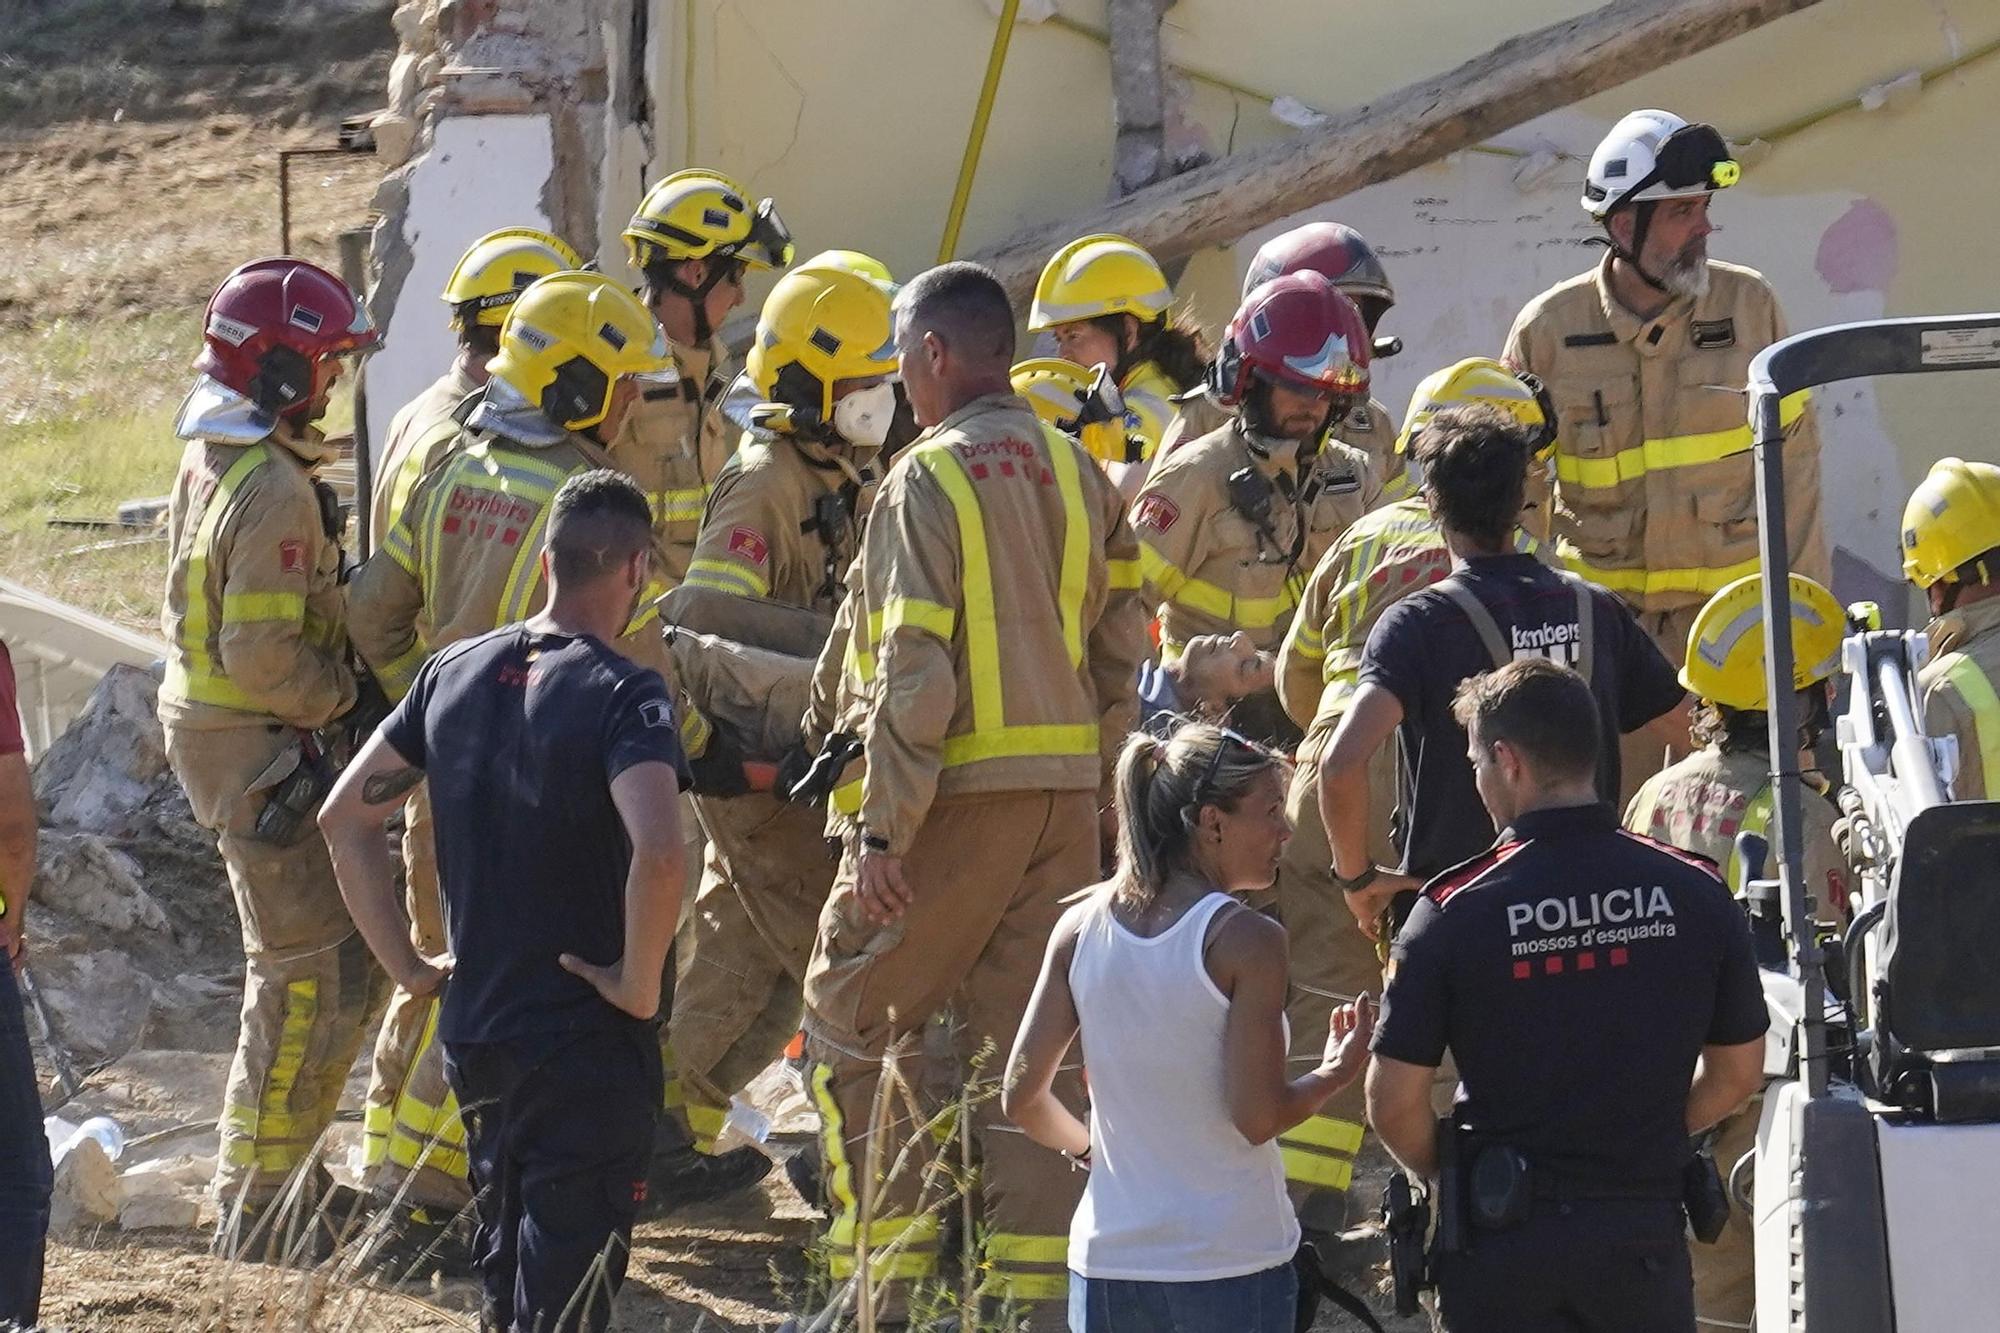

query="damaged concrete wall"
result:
[364,0,650,464]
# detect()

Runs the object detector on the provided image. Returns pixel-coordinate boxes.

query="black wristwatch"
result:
[1332,864,1380,894]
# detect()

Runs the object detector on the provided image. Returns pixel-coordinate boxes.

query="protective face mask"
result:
[832,381,898,449]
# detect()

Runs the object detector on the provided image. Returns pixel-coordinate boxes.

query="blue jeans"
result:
[0,964,51,1325]
[1068,1261,1297,1333]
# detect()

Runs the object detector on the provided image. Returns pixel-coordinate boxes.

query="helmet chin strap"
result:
[651,256,733,344]
[1595,201,1671,294]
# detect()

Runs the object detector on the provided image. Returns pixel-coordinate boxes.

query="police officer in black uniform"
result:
[1366,657,1766,1332]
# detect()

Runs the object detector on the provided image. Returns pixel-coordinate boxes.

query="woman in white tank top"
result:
[1003,723,1376,1333]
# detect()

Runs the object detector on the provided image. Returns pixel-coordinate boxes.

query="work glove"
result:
[686,728,753,799]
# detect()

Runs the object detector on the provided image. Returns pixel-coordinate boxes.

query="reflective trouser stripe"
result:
[384,1002,468,1180]
[221,977,319,1174]
[362,1103,393,1168]
[980,1231,1070,1302]
[1278,1112,1365,1192]
[1553,389,1811,490]
[1939,651,2000,795]
[810,1063,940,1281]
[686,1100,727,1155]
[162,444,272,715]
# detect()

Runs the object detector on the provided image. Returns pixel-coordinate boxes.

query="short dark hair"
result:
[895,261,1015,368]
[459,321,501,357]
[547,470,652,585]
[1451,657,1600,783]
[1415,404,1534,546]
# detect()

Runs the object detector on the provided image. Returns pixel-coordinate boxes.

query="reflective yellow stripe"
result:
[1281,1113,1365,1155]
[1044,423,1091,668]
[1106,557,1141,590]
[163,444,272,714]
[1291,621,1326,660]
[1723,783,1776,892]
[685,1101,727,1136]
[1555,389,1811,490]
[376,639,429,702]
[680,704,713,757]
[811,1063,940,1282]
[1139,544,1295,630]
[984,1232,1068,1264]
[913,444,1001,731]
[384,1003,469,1179]
[941,723,1098,766]
[221,590,306,623]
[1563,549,1762,598]
[873,599,957,643]
[685,557,768,599]
[1939,651,2000,795]
[388,417,460,533]
[1280,1144,1355,1190]
[221,978,320,1175]
[831,777,863,816]
[652,488,707,524]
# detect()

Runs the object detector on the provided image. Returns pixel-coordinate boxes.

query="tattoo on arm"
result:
[1003,1050,1031,1097]
[361,766,423,805]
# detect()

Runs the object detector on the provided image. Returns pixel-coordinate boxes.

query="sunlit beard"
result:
[1658,244,1710,300]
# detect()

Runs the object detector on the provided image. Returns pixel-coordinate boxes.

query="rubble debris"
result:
[119,1155,215,1231]
[48,1135,121,1235]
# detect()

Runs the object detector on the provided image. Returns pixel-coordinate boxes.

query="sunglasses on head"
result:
[1188,725,1260,814]
[1638,123,1740,195]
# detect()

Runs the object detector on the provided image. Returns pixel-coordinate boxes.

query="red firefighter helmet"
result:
[1241,222,1395,310]
[1211,271,1370,408]
[195,258,378,419]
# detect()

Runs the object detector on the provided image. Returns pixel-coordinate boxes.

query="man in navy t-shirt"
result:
[1317,405,1687,934]
[323,472,689,1333]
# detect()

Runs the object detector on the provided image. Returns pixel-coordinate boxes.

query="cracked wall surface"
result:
[364,0,644,463]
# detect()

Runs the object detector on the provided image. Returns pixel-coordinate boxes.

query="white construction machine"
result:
[1743,314,2000,1331]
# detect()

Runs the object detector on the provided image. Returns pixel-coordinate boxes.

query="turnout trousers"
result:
[803,790,1096,1331]
[165,722,386,1205]
[667,791,835,1150]
[362,782,472,1207]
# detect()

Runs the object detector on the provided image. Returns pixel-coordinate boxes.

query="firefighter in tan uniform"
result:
[1159,221,1402,485]
[611,169,795,584]
[1504,110,1827,671]
[1026,234,1209,497]
[1900,458,2000,800]
[1133,272,1379,745]
[1624,573,1851,1329]
[370,228,582,545]
[356,226,580,1233]
[793,264,1145,1330]
[1270,359,1555,1231]
[665,260,899,1172]
[158,259,385,1247]
[346,271,675,1218]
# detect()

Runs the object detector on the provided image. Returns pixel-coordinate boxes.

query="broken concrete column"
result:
[364,0,647,467]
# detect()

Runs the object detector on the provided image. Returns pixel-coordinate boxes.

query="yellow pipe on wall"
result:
[938,0,1023,263]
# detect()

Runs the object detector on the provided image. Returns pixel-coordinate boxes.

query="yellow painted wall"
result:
[638,0,2000,614]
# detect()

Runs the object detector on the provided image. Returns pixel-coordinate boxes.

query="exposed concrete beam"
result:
[1107,0,1168,197]
[969,0,1826,304]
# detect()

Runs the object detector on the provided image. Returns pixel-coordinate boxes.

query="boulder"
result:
[48,1136,121,1235]
[34,831,170,936]
[32,950,156,1064]
[119,1155,214,1231]
[32,665,168,838]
